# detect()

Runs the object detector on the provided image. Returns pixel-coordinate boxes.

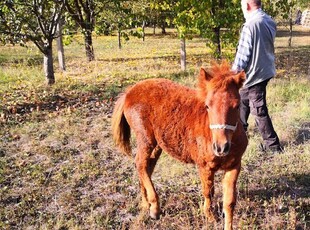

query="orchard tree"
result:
[173,0,197,70]
[63,0,95,61]
[191,0,243,58]
[0,0,65,85]
[98,0,134,49]
[63,0,109,61]
[150,0,176,34]
[173,0,243,69]
[130,0,150,41]
[262,0,298,47]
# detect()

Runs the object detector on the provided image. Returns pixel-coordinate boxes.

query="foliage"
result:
[1,0,307,67]
[150,0,176,33]
[263,0,299,21]
[97,0,133,44]
[173,0,243,58]
[0,0,65,84]
[0,0,64,54]
[195,0,243,57]
[173,0,198,38]
[63,0,101,61]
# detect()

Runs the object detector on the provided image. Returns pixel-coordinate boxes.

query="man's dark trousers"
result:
[239,79,281,150]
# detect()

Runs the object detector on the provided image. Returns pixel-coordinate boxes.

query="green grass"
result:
[0,26,309,229]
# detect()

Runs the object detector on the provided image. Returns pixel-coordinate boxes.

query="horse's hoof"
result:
[150,209,160,220]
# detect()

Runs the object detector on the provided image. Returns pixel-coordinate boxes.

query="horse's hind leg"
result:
[148,145,162,174]
[135,144,162,219]
[139,146,162,209]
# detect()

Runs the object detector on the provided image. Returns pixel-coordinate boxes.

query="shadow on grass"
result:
[276,29,310,38]
[238,172,310,227]
[96,53,207,63]
[246,175,309,227]
[275,45,310,77]
[295,122,310,145]
[0,82,121,125]
[0,68,197,126]
[0,55,42,67]
[243,173,310,200]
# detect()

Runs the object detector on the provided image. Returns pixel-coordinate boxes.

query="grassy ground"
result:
[0,26,310,229]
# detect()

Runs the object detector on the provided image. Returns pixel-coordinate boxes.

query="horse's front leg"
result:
[222,163,241,230]
[198,166,216,222]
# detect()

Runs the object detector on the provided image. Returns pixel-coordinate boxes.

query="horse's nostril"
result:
[212,142,217,152]
[212,142,220,153]
[223,142,230,153]
[213,142,230,155]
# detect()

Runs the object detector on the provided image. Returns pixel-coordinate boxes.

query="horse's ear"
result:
[200,68,213,82]
[198,67,212,101]
[233,71,246,88]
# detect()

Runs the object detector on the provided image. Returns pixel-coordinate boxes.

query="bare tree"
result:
[57,18,66,71]
[63,0,97,61]
[0,0,65,84]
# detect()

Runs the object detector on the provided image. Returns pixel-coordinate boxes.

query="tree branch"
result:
[32,0,48,38]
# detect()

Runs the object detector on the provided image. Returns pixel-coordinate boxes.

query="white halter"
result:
[209,123,238,131]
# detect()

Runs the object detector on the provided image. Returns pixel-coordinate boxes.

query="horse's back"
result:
[123,78,197,118]
[124,78,194,104]
[122,78,205,163]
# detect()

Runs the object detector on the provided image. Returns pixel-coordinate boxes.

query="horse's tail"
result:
[111,94,132,156]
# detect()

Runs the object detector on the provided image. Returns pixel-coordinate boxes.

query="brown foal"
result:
[111,61,248,230]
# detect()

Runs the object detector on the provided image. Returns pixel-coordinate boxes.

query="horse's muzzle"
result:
[212,141,231,157]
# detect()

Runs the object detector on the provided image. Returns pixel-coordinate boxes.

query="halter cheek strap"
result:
[209,123,238,131]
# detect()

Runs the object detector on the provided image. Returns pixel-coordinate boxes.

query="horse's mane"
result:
[208,60,236,89]
[197,60,238,100]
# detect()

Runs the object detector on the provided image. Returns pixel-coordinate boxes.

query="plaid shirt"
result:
[232,25,252,72]
[232,9,276,88]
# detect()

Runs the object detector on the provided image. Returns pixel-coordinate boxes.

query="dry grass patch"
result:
[0,26,309,229]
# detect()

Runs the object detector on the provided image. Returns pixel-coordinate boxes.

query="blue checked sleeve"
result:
[232,25,253,72]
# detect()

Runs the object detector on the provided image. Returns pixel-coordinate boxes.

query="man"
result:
[232,0,283,153]
[295,8,302,25]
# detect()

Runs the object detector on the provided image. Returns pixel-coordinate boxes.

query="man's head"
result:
[241,0,261,18]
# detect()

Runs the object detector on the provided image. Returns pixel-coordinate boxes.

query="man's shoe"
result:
[269,145,284,154]
[259,143,283,154]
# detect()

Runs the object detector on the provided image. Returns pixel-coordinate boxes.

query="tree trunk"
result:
[214,27,221,58]
[180,37,186,71]
[153,22,156,35]
[142,20,146,42]
[84,30,95,61]
[161,23,166,35]
[43,43,55,85]
[57,20,66,71]
[288,10,293,47]
[118,29,122,49]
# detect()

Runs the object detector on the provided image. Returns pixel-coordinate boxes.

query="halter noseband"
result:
[209,123,238,131]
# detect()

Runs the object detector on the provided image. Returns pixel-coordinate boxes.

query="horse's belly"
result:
[158,141,195,164]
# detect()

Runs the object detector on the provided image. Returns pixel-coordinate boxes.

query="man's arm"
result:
[232,26,253,72]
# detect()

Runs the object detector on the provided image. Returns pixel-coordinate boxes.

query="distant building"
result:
[301,9,310,27]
